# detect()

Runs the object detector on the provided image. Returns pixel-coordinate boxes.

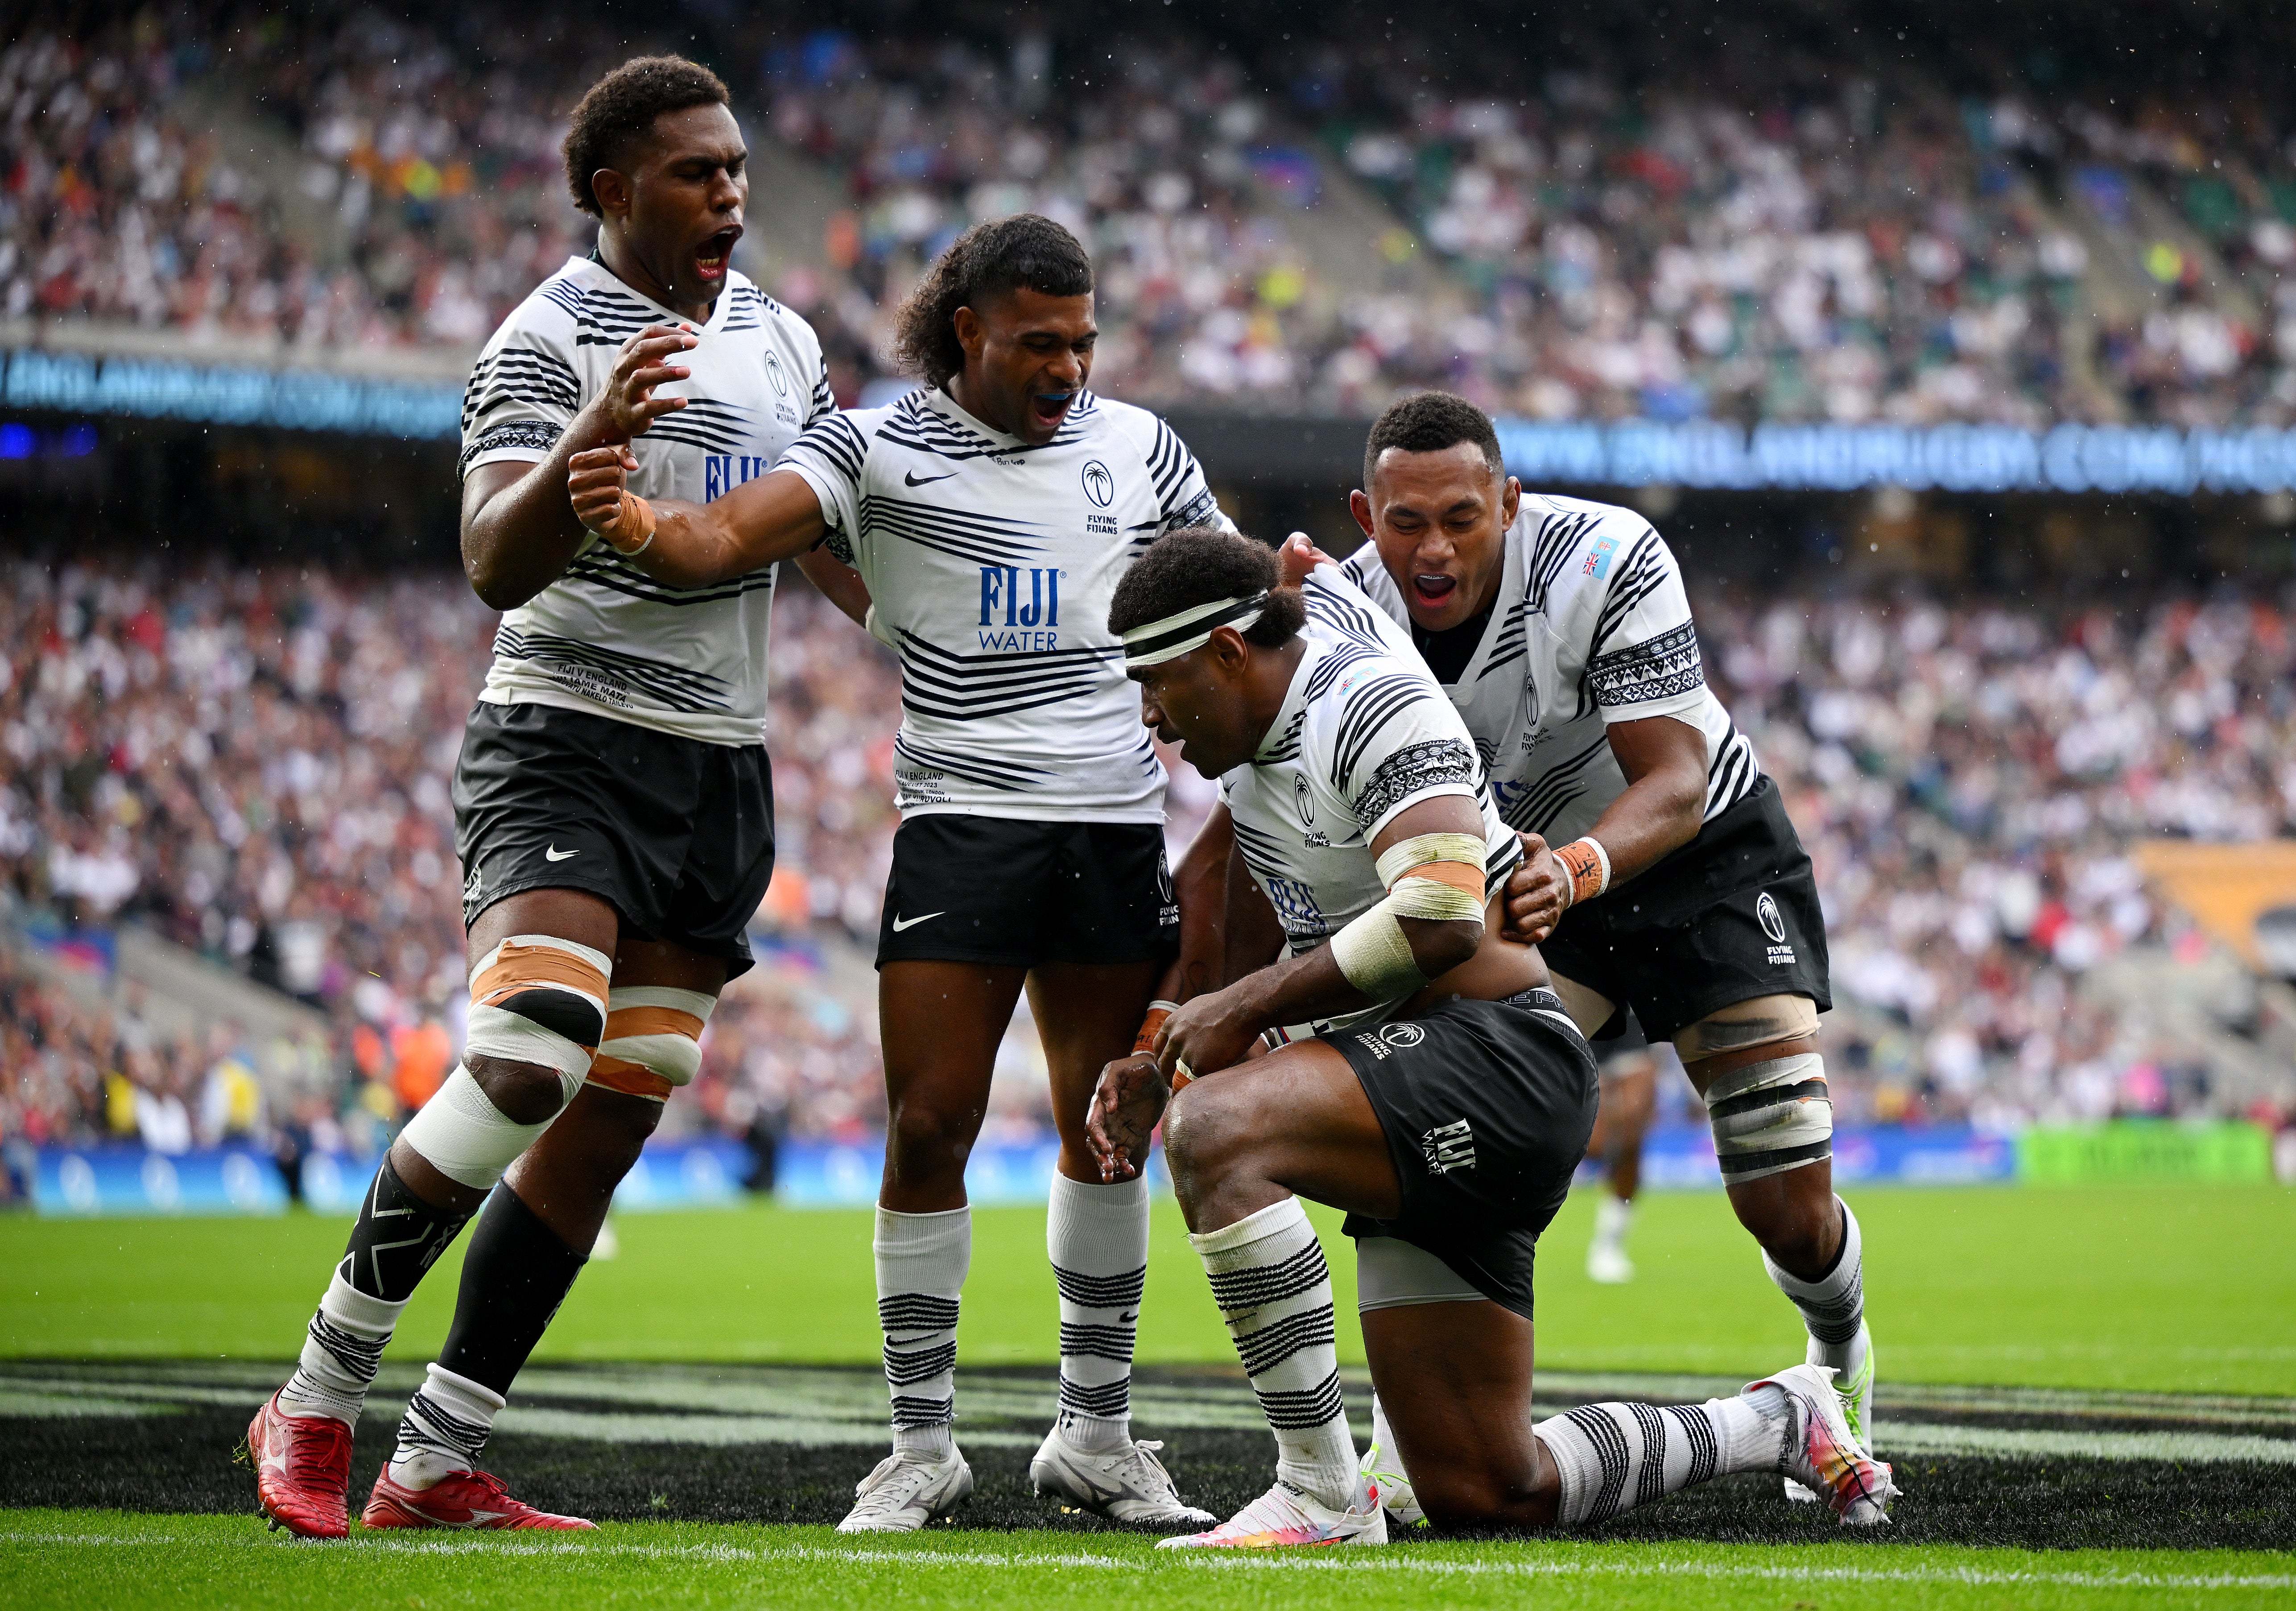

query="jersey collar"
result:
[564,254,736,335]
[923,384,1092,452]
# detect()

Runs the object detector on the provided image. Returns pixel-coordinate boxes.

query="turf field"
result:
[4,1183,2292,1607]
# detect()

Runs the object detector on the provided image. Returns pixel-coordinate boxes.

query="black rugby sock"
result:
[339,1154,477,1302]
[434,1185,588,1396]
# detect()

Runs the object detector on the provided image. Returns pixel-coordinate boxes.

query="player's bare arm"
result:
[1503,714,1709,944]
[462,325,700,609]
[568,448,830,587]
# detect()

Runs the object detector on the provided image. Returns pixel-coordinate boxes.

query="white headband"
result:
[1119,591,1269,669]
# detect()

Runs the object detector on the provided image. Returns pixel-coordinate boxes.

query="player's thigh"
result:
[1362,1297,1549,1524]
[1162,1040,1402,1226]
[879,959,1028,1108]
[467,887,619,972]
[1027,959,1164,1132]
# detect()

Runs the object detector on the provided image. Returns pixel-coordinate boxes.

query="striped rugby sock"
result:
[389,1363,505,1488]
[876,1205,970,1461]
[1190,1196,1355,1509]
[1765,1197,1866,1373]
[1532,1386,1786,1526]
[1048,1173,1148,1454]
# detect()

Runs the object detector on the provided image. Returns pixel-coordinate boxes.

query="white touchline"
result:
[9,1533,2294,1593]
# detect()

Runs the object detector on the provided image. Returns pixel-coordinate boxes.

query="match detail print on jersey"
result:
[776,385,1233,822]
[459,259,834,746]
[1342,495,1758,847]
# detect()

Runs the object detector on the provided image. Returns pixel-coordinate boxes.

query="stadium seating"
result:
[7,12,2292,424]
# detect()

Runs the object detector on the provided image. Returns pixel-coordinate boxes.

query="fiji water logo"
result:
[978,566,1061,651]
[704,455,772,499]
[1582,536,1618,579]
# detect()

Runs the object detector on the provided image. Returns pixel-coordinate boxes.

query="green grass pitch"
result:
[4,1513,2292,1611]
[6,1183,2292,1610]
[6,1183,2293,1393]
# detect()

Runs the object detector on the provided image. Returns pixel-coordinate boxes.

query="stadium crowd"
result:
[2,544,2288,1183]
[7,11,2295,424]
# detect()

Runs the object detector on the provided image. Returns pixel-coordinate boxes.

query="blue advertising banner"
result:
[1574,1124,2017,1191]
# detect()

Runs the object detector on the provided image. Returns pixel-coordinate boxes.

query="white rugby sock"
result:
[1191,1197,1355,1510]
[1048,1173,1148,1454]
[1532,1384,1788,1526]
[278,1273,404,1423]
[389,1363,504,1489]
[1592,1194,1634,1256]
[1765,1197,1866,1375]
[876,1206,970,1461]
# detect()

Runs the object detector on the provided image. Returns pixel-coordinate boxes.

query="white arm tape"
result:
[1331,833,1490,1001]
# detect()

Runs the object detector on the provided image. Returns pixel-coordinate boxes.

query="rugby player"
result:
[1582,1021,1667,1284]
[1318,391,1876,1512]
[244,57,849,1536]
[1088,528,1896,1545]
[565,215,1226,1531]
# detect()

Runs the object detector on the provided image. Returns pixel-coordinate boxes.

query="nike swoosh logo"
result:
[904,469,957,487]
[890,911,943,932]
[545,845,579,862]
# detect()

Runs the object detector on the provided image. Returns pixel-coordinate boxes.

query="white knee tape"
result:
[1355,1235,1485,1311]
[398,1066,557,1190]
[595,987,715,1089]
[1705,1052,1831,1184]
[464,1004,592,1107]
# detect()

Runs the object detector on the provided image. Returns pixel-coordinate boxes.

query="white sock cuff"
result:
[1764,1197,1862,1304]
[874,1203,972,1252]
[1188,1194,1313,1266]
[422,1362,508,1417]
[1531,1418,1602,1525]
[1048,1170,1147,1222]
[320,1271,406,1335]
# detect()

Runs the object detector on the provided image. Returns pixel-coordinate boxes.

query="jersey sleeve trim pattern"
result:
[1587,620,1705,709]
[459,420,563,477]
[1351,738,1480,836]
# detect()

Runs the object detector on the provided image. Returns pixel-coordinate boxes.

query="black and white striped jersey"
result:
[776,385,1231,822]
[1222,565,1523,1041]
[1342,494,1759,847]
[459,257,832,746]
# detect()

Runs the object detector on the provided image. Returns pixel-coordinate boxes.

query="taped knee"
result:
[1704,1052,1831,1186]
[587,987,714,1103]
[465,935,613,1106]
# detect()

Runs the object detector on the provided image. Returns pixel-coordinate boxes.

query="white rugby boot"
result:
[1784,1325,1874,1503]
[1751,1362,1898,1525]
[1586,1196,1635,1284]
[835,1447,975,1533]
[1156,1475,1387,1549]
[1029,1426,1214,1526]
[1359,1396,1426,1529]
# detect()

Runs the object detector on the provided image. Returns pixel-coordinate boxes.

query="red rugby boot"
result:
[241,1391,354,1539]
[362,1466,596,1531]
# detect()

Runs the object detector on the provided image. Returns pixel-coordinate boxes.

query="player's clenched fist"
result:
[567,445,657,555]
[1502,830,1570,944]
[1086,1053,1168,1183]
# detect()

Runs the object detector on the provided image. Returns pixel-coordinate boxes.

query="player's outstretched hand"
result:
[1503,830,1569,944]
[1087,1054,1169,1182]
[1276,530,1335,587]
[596,323,697,440]
[568,446,641,535]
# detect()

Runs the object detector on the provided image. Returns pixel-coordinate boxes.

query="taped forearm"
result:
[1329,832,1488,1000]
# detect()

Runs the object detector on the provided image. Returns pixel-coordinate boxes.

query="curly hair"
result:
[1107,528,1306,648]
[563,56,731,217]
[890,215,1094,388]
[1363,389,1504,486]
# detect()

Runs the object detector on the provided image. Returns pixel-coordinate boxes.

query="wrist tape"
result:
[1329,832,1488,1001]
[598,490,657,556]
[1555,836,1610,909]
[1134,1000,1178,1057]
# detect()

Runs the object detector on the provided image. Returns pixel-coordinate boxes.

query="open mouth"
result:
[1412,572,1459,607]
[1031,390,1074,430]
[694,228,739,282]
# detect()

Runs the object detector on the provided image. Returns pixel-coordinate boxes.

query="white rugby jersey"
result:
[1342,495,1758,846]
[777,385,1231,821]
[459,256,832,746]
[1223,565,1524,1041]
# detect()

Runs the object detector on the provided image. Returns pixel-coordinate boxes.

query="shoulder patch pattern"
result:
[459,420,563,476]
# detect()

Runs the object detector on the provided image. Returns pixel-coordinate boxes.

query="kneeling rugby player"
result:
[1321,392,1878,1515]
[1088,528,1895,1546]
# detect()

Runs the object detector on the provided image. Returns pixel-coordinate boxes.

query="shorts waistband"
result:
[1501,987,1566,1014]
